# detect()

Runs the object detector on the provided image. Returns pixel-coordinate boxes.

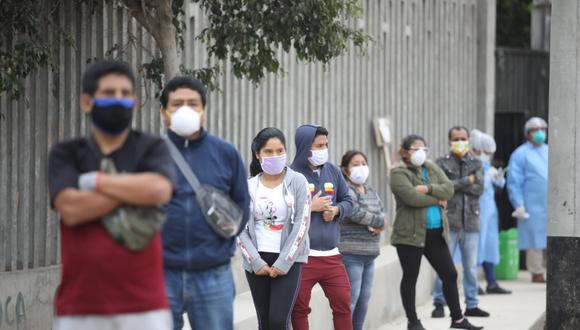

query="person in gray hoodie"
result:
[339,150,387,330]
[238,127,311,330]
[290,124,354,330]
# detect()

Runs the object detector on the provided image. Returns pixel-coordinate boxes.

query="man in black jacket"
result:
[431,126,489,319]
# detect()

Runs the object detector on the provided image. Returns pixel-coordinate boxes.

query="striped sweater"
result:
[338,183,386,256]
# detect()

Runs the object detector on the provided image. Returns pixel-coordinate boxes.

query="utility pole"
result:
[546,0,580,328]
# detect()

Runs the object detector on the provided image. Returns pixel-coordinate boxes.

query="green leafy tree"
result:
[497,0,532,48]
[0,0,73,99]
[0,0,369,99]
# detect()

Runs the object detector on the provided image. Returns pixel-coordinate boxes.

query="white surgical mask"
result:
[308,148,329,166]
[349,165,370,185]
[410,149,427,167]
[170,106,201,137]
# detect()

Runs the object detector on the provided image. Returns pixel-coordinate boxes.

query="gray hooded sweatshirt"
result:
[238,167,311,274]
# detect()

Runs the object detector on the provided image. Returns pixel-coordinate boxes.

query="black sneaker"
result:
[464,307,490,317]
[431,304,445,318]
[408,319,426,330]
[450,318,484,329]
[478,286,486,295]
[486,283,512,294]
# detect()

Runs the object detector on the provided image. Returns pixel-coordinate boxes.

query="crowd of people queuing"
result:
[48,60,548,330]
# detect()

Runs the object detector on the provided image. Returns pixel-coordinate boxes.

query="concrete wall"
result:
[0,267,60,330]
[531,0,551,51]
[476,0,496,135]
[0,0,484,328]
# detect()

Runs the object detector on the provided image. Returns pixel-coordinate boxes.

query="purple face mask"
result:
[261,154,287,175]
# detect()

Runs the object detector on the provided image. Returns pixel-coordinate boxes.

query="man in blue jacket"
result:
[160,76,250,330]
[290,124,354,330]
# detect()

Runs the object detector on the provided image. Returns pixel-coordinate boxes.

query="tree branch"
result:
[122,0,161,41]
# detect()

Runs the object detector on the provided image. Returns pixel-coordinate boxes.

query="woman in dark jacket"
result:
[390,135,482,330]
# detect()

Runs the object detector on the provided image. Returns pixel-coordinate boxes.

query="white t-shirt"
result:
[254,182,288,253]
[309,248,340,257]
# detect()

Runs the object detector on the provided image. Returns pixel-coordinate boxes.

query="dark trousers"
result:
[246,252,303,330]
[395,229,463,321]
[291,254,353,330]
[482,262,497,286]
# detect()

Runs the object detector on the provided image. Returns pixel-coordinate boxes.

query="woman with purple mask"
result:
[238,127,312,330]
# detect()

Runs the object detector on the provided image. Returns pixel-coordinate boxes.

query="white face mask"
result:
[170,106,201,137]
[410,148,427,167]
[308,148,329,166]
[349,165,370,185]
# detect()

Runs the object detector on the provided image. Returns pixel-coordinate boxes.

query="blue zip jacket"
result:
[290,124,353,251]
[162,129,250,271]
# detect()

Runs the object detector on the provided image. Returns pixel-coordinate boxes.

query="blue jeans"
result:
[342,254,377,330]
[433,229,479,309]
[164,263,235,330]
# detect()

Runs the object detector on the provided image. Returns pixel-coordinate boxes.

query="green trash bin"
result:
[495,228,519,280]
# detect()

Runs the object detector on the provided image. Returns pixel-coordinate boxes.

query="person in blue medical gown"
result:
[507,117,548,283]
[470,130,512,294]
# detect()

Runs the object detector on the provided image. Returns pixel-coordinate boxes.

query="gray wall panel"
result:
[0,0,479,272]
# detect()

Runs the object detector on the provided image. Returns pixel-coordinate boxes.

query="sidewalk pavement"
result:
[182,245,436,330]
[183,269,545,330]
[379,271,546,330]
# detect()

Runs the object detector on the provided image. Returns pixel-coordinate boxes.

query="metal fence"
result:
[0,0,479,273]
[495,47,550,118]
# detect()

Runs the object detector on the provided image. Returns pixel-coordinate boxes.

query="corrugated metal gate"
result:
[495,47,550,118]
[494,47,550,235]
